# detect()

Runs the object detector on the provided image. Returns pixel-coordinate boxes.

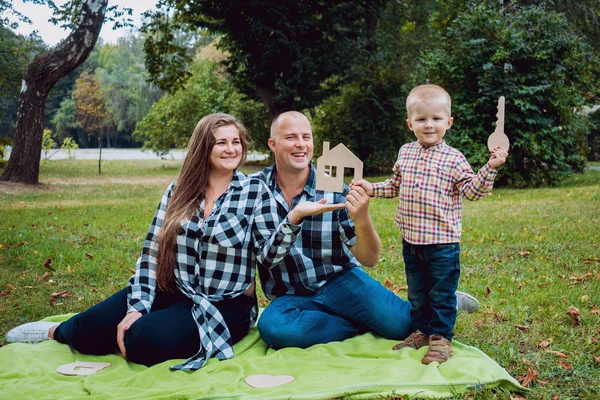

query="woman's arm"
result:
[127,182,175,314]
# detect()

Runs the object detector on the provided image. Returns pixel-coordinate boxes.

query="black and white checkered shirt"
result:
[127,171,300,370]
[250,164,361,299]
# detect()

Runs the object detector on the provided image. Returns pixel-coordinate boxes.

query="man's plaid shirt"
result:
[372,141,498,245]
[127,171,300,370]
[251,164,361,299]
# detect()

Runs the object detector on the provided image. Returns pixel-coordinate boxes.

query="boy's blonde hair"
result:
[406,84,452,118]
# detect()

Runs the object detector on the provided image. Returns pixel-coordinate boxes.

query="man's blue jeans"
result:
[258,267,413,348]
[402,240,460,340]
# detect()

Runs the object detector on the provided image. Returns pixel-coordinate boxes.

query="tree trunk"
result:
[0,0,108,184]
[98,130,103,175]
[256,86,277,121]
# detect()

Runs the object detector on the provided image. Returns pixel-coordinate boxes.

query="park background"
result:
[1,0,600,399]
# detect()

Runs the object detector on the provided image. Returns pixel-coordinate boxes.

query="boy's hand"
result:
[488,146,508,169]
[350,179,374,196]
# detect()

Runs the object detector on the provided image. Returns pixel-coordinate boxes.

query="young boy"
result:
[352,84,507,365]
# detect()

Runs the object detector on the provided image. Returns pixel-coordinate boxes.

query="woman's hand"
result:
[117,311,142,358]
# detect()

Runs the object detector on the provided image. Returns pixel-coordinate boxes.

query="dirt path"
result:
[0,176,173,195]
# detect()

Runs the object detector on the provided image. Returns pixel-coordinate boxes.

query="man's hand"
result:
[288,199,346,224]
[488,146,508,169]
[117,311,142,358]
[349,179,374,197]
[345,185,371,223]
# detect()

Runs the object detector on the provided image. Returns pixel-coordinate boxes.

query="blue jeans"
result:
[258,267,413,348]
[53,287,254,366]
[402,240,460,340]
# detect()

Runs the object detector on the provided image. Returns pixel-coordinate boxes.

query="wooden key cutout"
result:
[56,361,111,376]
[487,96,510,152]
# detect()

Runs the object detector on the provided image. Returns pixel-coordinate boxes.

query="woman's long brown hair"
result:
[155,113,248,292]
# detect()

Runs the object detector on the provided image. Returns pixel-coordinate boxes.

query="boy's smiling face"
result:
[406,99,454,147]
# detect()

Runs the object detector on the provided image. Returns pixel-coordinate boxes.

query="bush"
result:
[42,129,57,161]
[60,137,79,159]
[423,2,598,186]
[0,136,13,168]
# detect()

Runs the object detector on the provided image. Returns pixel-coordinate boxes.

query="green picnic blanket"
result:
[0,314,524,399]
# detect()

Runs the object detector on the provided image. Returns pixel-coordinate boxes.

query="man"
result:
[251,111,478,349]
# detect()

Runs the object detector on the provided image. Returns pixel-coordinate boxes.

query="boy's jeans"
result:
[402,240,460,340]
[258,267,413,348]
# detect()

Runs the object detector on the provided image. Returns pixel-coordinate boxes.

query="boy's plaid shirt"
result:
[372,141,498,245]
[251,164,361,299]
[127,171,300,370]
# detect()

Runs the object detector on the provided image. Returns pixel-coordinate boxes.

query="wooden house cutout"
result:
[316,142,363,193]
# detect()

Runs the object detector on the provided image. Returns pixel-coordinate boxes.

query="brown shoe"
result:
[392,330,430,350]
[422,335,452,365]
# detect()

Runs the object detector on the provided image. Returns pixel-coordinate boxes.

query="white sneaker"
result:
[456,291,480,314]
[5,321,59,343]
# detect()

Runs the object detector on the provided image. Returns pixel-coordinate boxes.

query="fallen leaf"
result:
[51,290,72,298]
[593,356,600,363]
[559,361,572,369]
[517,368,539,388]
[518,251,531,257]
[486,286,491,296]
[551,395,560,400]
[0,287,13,298]
[474,319,485,327]
[41,271,52,280]
[43,258,54,271]
[384,278,393,289]
[567,306,580,326]
[538,338,553,348]
[583,257,600,264]
[570,273,593,284]
[484,311,508,322]
[258,297,269,307]
[85,253,94,260]
[510,397,526,400]
[544,349,567,358]
[515,324,530,331]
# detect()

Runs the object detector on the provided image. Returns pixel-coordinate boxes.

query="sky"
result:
[11,0,159,46]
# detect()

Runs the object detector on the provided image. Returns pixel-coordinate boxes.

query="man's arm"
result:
[345,185,381,267]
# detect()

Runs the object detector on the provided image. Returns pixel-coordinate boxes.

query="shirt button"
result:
[415,183,420,187]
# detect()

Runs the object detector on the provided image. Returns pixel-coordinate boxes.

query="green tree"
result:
[314,1,439,172]
[143,0,386,119]
[134,60,264,155]
[0,0,131,184]
[51,98,83,144]
[424,2,597,186]
[95,35,163,146]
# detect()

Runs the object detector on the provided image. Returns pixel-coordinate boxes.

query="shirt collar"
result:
[417,140,447,151]
[265,163,316,197]
[230,170,245,190]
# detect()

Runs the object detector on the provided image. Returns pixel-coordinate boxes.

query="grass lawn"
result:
[1,159,599,399]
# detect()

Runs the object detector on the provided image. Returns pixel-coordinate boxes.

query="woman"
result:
[6,113,342,371]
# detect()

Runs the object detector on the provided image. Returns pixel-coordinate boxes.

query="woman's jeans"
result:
[258,267,413,348]
[53,287,254,366]
[402,240,460,340]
